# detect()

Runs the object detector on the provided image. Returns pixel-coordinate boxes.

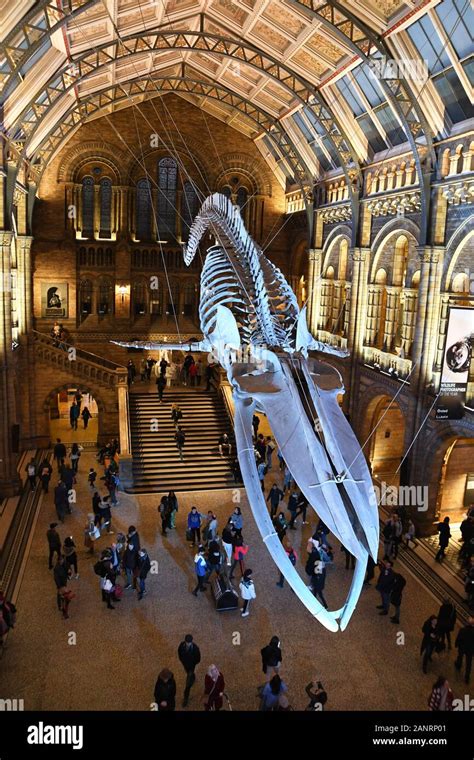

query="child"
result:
[88,467,97,489]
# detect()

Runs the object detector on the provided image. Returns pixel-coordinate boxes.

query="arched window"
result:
[221,186,232,199]
[98,278,113,316]
[82,177,94,238]
[158,157,177,239]
[166,280,180,317]
[236,186,248,209]
[132,280,147,317]
[79,279,93,322]
[181,181,200,242]
[150,279,164,319]
[136,179,152,242]
[99,178,112,238]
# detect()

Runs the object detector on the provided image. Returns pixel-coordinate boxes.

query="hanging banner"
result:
[435,306,474,420]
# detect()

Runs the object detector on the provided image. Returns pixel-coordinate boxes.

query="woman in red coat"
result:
[204,664,225,711]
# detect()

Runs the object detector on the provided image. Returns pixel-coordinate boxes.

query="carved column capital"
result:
[0,230,14,248]
[351,246,370,263]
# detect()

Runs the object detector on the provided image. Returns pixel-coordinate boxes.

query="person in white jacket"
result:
[239,569,256,617]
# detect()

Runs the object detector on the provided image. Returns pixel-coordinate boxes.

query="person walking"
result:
[53,555,69,615]
[69,443,83,474]
[267,484,284,519]
[40,459,53,494]
[205,540,222,582]
[305,678,328,710]
[257,460,266,493]
[123,536,139,590]
[62,536,79,579]
[420,615,441,674]
[428,676,454,711]
[171,404,183,429]
[287,488,299,530]
[178,634,201,707]
[230,507,243,538]
[189,361,198,387]
[47,523,61,569]
[389,571,406,624]
[252,414,260,441]
[159,495,171,537]
[274,512,288,544]
[276,544,297,588]
[81,406,92,429]
[54,480,69,523]
[53,438,67,472]
[204,511,218,543]
[261,636,282,681]
[137,548,151,600]
[88,468,97,490]
[154,669,176,712]
[98,496,114,535]
[204,665,225,711]
[404,519,416,548]
[454,617,474,684]
[265,436,276,470]
[259,675,287,711]
[222,519,235,566]
[187,506,202,546]
[437,599,457,650]
[69,402,79,430]
[183,355,195,386]
[25,458,37,491]
[311,559,328,608]
[282,465,294,494]
[175,426,185,461]
[376,559,395,615]
[192,546,208,596]
[436,516,451,562]
[239,568,256,617]
[156,373,166,402]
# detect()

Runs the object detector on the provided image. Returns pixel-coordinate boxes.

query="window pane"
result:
[462,57,474,85]
[433,67,474,122]
[435,0,473,60]
[353,64,384,107]
[181,181,200,242]
[82,177,94,238]
[310,143,332,172]
[158,157,177,239]
[99,178,112,238]
[358,114,388,153]
[375,104,406,145]
[136,179,152,242]
[336,76,364,117]
[293,112,313,142]
[407,17,450,74]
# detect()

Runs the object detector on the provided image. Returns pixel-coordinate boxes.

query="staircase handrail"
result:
[31,330,125,372]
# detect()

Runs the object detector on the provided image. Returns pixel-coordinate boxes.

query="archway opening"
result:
[48,387,99,444]
[367,396,405,488]
[437,438,474,524]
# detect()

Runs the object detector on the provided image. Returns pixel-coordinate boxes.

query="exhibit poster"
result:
[435,305,474,420]
[41,282,68,318]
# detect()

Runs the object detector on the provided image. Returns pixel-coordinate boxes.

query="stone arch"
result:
[57,141,128,184]
[43,383,108,445]
[370,222,420,285]
[126,144,209,191]
[443,219,474,290]
[43,383,106,416]
[356,388,408,469]
[414,418,474,528]
[214,152,273,197]
[323,233,352,280]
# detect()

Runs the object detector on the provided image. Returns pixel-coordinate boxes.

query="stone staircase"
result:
[128,387,236,493]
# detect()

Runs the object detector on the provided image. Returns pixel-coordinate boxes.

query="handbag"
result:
[89,525,101,540]
[103,579,113,593]
[186,528,193,542]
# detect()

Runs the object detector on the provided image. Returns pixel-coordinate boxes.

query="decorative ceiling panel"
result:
[305,32,345,63]
[251,20,291,53]
[262,3,306,38]
[290,49,326,78]
[209,0,249,26]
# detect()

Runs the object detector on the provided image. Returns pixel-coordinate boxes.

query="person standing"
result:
[54,480,68,523]
[154,669,176,712]
[259,675,287,711]
[204,665,225,711]
[167,491,178,529]
[196,360,202,386]
[376,560,395,615]
[436,516,451,562]
[287,488,299,530]
[222,519,235,566]
[282,465,294,494]
[123,533,139,590]
[69,402,79,431]
[81,406,92,429]
[159,495,171,537]
[389,571,406,624]
[252,414,260,441]
[88,468,97,490]
[239,568,256,617]
[204,511,218,543]
[230,507,243,538]
[265,436,276,470]
[274,512,288,544]
[437,599,457,650]
[53,438,66,472]
[137,548,151,600]
[365,555,376,586]
[454,617,474,684]
[261,636,282,680]
[428,676,454,711]
[192,546,208,596]
[229,536,249,580]
[189,361,198,387]
[187,507,202,546]
[276,544,297,588]
[156,373,166,402]
[175,426,185,461]
[311,559,328,609]
[40,459,53,494]
[159,356,170,377]
[267,484,284,519]
[25,458,37,491]
[178,634,201,707]
[47,523,61,569]
[205,540,222,582]
[420,615,440,674]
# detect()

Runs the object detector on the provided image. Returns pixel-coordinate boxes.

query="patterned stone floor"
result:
[1,449,472,712]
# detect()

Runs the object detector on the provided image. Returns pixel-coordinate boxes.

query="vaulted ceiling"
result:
[1,0,472,195]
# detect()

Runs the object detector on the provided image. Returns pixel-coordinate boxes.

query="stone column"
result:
[116,370,133,489]
[382,287,399,352]
[347,247,371,417]
[15,235,34,336]
[0,231,21,496]
[307,248,322,334]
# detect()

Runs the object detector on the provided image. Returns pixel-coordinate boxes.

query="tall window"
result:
[158,157,177,239]
[79,280,93,323]
[98,278,113,316]
[82,177,94,238]
[136,179,152,241]
[181,181,199,242]
[99,178,112,238]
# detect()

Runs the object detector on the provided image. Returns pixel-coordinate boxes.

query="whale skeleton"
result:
[113,193,379,631]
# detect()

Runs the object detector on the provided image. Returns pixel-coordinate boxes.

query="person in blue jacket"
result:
[230,507,243,538]
[187,506,203,546]
[192,546,208,596]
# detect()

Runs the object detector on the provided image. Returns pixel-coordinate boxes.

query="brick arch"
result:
[214,153,273,196]
[42,384,106,416]
[57,141,128,183]
[370,224,419,286]
[355,385,409,457]
[443,216,474,290]
[322,231,352,279]
[126,144,210,189]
